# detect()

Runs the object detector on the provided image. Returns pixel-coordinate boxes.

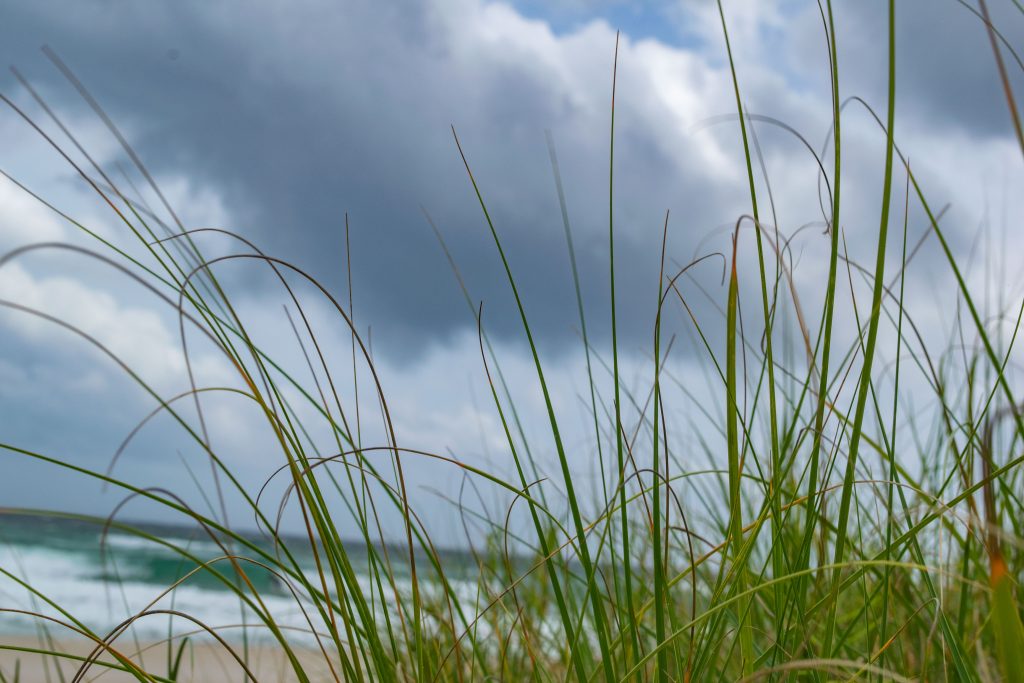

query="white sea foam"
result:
[102,532,223,555]
[0,539,490,647]
[0,542,315,644]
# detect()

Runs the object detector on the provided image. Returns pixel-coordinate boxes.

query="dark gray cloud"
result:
[0,0,788,364]
[787,0,1024,138]
[3,0,1023,536]
[2,0,1020,367]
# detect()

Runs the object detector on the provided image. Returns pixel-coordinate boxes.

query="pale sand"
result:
[0,635,338,682]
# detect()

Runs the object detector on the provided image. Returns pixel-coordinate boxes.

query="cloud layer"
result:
[2,0,1022,538]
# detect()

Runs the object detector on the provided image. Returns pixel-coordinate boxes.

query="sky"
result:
[1,0,1023,546]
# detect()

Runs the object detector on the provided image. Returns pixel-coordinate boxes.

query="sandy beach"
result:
[0,635,335,682]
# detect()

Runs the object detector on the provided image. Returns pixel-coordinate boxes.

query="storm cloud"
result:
[1,0,1021,535]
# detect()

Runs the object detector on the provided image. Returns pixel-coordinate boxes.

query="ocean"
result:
[0,514,459,645]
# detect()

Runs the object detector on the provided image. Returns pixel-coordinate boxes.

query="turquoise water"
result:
[0,514,424,643]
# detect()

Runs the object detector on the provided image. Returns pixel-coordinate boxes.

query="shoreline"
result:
[0,634,333,682]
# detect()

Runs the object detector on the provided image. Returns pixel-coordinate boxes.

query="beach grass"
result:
[3,0,1024,680]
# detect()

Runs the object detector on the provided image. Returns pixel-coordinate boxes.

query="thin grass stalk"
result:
[725,231,753,673]
[605,32,642,676]
[879,166,911,679]
[652,211,670,681]
[797,3,842,641]
[823,0,896,653]
[452,131,617,679]
[715,6,782,654]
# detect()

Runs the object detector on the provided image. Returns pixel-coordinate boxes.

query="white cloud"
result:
[0,174,66,249]
[0,261,225,390]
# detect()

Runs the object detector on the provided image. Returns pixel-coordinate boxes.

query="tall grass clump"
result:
[3,1,1024,680]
